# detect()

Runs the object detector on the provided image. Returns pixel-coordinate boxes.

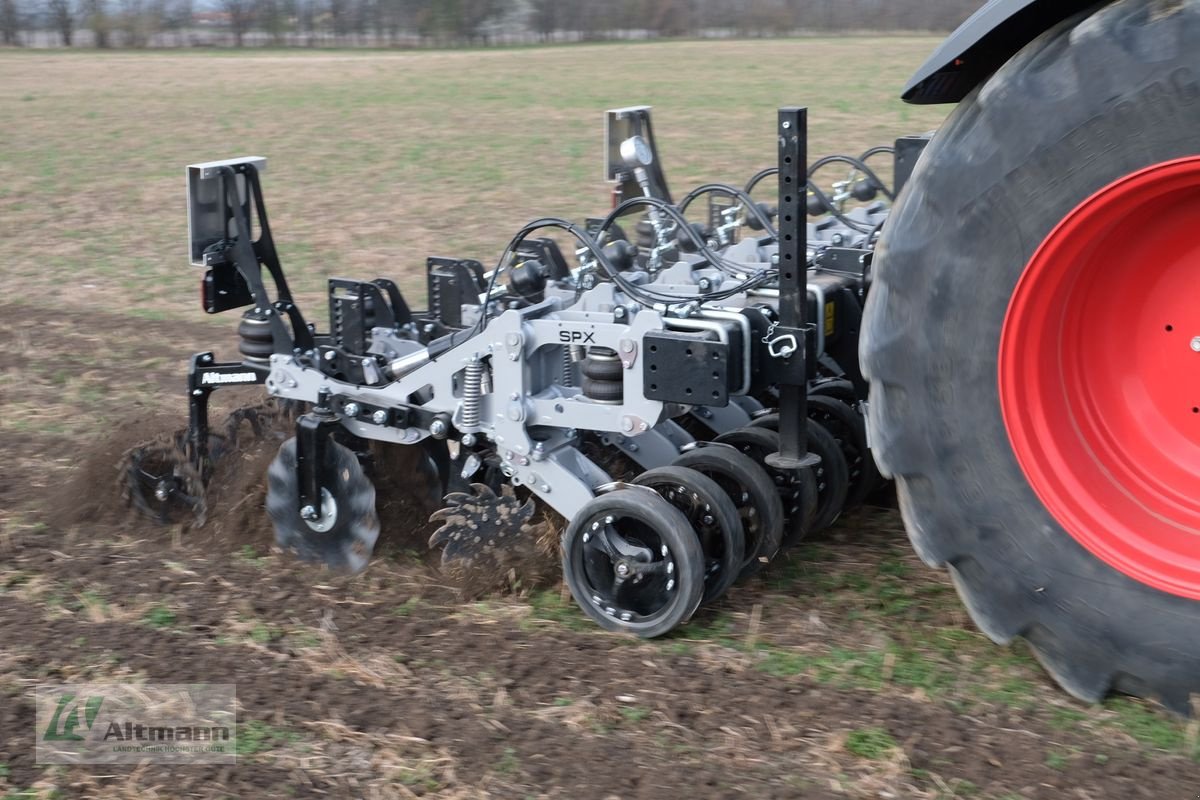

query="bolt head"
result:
[616,563,630,577]
[371,410,388,425]
[300,505,317,520]
[430,419,448,437]
[324,350,336,361]
[1191,337,1200,353]
[342,402,361,418]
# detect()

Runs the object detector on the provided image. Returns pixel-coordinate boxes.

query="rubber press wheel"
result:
[673,444,784,579]
[562,488,705,637]
[633,466,745,605]
[712,425,817,546]
[806,394,880,510]
[862,0,1200,712]
[737,418,846,537]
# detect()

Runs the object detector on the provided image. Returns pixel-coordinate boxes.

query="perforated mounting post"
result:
[766,106,820,472]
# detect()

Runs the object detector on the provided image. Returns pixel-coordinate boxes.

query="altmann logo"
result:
[200,371,258,385]
[42,693,104,742]
[42,694,229,744]
[36,683,237,764]
[102,721,230,743]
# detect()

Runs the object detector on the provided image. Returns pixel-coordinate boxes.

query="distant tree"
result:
[648,0,690,36]
[256,0,283,43]
[221,0,251,44]
[118,0,147,46]
[451,0,508,43]
[0,0,20,44]
[529,0,556,41]
[82,0,110,45]
[47,0,74,43]
[377,0,400,43]
[163,0,191,45]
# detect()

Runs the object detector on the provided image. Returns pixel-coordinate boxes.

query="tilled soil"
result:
[2,304,1197,799]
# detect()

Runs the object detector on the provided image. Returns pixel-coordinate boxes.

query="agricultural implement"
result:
[128,0,1200,712]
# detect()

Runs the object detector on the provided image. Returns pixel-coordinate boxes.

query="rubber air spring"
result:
[237,307,275,363]
[581,347,623,404]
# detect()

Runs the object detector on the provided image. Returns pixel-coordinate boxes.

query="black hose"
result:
[676,183,777,237]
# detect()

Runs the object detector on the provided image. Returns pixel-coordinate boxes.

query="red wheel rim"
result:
[1000,157,1200,599]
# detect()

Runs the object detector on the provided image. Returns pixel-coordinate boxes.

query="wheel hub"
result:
[302,488,338,533]
[999,156,1200,598]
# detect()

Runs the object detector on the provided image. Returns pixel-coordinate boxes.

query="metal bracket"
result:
[186,352,268,470]
[295,390,341,517]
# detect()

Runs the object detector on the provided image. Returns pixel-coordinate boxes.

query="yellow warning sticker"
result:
[825,301,835,338]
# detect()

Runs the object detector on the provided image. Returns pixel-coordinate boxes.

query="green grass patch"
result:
[1101,698,1194,755]
[143,605,177,628]
[249,622,274,645]
[1044,749,1071,770]
[495,746,519,775]
[392,597,423,616]
[237,720,299,756]
[845,727,898,760]
[527,589,594,632]
[618,705,651,723]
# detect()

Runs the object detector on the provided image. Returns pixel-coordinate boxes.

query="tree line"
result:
[1,0,982,48]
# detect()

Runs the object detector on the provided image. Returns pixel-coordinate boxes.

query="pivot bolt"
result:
[371,410,388,425]
[430,419,448,438]
[1190,336,1200,352]
[342,402,361,418]
[616,563,630,577]
[300,505,317,520]
[461,432,477,447]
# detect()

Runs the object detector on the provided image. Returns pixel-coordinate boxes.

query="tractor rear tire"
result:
[862,0,1200,712]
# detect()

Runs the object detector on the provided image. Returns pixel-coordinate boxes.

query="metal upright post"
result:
[766,106,817,471]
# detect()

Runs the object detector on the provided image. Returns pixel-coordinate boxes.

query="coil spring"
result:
[562,345,584,387]
[462,358,485,429]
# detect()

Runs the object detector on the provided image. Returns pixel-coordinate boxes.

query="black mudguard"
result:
[903,0,1105,104]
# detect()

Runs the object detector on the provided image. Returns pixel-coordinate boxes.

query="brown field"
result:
[2,41,1199,799]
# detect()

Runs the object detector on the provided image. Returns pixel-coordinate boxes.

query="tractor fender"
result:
[903,0,1106,104]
